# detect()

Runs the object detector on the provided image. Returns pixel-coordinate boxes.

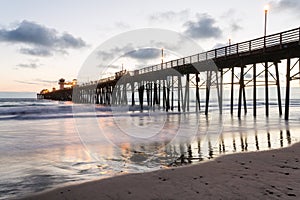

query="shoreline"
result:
[21,142,300,200]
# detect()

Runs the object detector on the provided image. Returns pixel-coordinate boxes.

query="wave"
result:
[1,97,300,121]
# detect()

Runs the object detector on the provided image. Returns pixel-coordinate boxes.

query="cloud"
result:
[213,43,228,49]
[0,20,86,56]
[16,63,40,69]
[149,9,190,22]
[97,43,134,61]
[245,74,252,79]
[126,48,160,60]
[96,46,163,72]
[15,79,57,86]
[184,14,222,39]
[20,47,52,57]
[270,0,300,11]
[97,50,116,61]
[34,78,57,84]
[58,32,86,48]
[108,65,122,69]
[98,46,161,63]
[16,59,43,69]
[114,22,130,30]
[230,22,242,32]
[0,20,56,46]
[15,80,38,85]
[220,9,243,34]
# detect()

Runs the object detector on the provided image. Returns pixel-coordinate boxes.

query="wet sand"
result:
[22,143,300,200]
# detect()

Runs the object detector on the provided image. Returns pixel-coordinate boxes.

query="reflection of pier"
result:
[168,129,293,166]
[39,27,300,120]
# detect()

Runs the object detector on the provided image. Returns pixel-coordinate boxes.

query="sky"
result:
[0,0,299,92]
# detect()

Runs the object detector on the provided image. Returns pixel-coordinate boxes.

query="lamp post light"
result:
[264,5,269,37]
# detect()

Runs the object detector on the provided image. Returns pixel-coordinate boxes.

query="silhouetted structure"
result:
[38,27,300,120]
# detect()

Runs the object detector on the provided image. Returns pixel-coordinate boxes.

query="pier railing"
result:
[91,27,299,85]
[137,27,300,75]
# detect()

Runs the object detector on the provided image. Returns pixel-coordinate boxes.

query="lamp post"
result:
[228,38,231,55]
[264,5,270,117]
[161,48,164,69]
[161,48,164,64]
[264,5,269,37]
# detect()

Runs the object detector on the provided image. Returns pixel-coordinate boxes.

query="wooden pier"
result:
[38,27,300,120]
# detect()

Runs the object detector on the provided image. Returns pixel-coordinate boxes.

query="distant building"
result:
[59,78,65,90]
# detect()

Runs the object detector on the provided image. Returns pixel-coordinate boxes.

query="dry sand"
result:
[21,143,300,200]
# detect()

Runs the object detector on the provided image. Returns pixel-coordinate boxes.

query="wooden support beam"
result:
[205,71,211,116]
[117,85,121,105]
[285,58,291,120]
[253,64,257,117]
[196,73,200,113]
[230,67,234,115]
[178,76,181,112]
[183,74,190,112]
[153,82,158,106]
[138,83,144,110]
[238,66,244,118]
[158,80,161,107]
[150,82,152,108]
[131,83,135,106]
[274,62,282,116]
[220,69,223,114]
[108,86,112,105]
[163,80,166,110]
[107,87,109,105]
[242,85,247,114]
[186,74,190,112]
[163,80,167,110]
[216,71,222,114]
[100,88,104,104]
[265,62,269,117]
[96,88,99,104]
[146,82,150,106]
[123,83,127,105]
[171,76,174,111]
[166,79,170,112]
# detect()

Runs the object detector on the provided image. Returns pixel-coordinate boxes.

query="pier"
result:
[38,27,300,120]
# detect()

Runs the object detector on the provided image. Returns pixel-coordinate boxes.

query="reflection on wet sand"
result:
[39,114,300,180]
[37,120,295,174]
[84,113,300,170]
[168,129,295,166]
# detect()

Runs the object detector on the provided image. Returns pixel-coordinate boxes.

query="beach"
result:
[21,141,300,200]
[1,98,300,199]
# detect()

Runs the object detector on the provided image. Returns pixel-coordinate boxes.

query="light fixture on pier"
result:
[264,4,270,37]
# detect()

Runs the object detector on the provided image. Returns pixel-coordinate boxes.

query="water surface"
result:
[0,90,300,199]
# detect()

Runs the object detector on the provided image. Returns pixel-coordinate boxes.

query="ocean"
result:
[0,88,300,199]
